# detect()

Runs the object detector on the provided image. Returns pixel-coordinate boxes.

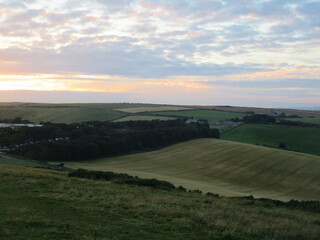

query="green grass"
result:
[0,154,45,167]
[222,124,320,155]
[63,139,320,201]
[113,115,176,122]
[0,103,131,123]
[0,103,191,123]
[116,106,192,113]
[286,118,320,125]
[149,109,245,120]
[1,164,320,240]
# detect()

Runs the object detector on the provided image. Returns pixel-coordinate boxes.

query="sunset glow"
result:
[0,0,319,107]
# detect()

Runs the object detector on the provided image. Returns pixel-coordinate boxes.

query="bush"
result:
[279,142,286,149]
[69,169,176,191]
[206,192,220,198]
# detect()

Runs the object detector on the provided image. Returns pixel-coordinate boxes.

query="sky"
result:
[0,0,319,108]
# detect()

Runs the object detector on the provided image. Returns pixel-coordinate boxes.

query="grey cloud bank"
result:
[0,0,319,107]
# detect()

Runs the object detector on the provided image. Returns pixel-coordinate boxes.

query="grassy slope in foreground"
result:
[64,139,320,201]
[149,109,245,120]
[222,124,320,156]
[1,164,320,240]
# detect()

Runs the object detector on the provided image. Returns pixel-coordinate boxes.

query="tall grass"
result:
[1,164,320,240]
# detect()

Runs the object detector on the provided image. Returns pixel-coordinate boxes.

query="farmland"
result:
[113,115,176,122]
[286,117,320,125]
[0,103,128,123]
[1,163,320,240]
[63,138,320,201]
[1,103,319,124]
[222,124,320,156]
[0,103,190,123]
[0,154,45,167]
[148,109,246,120]
[116,106,192,113]
[197,105,320,118]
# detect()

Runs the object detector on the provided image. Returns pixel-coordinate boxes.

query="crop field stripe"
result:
[65,138,320,201]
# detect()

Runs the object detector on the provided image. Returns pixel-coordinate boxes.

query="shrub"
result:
[69,169,176,191]
[279,142,286,149]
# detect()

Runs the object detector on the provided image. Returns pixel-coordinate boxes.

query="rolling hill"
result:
[148,109,245,120]
[0,103,190,123]
[1,102,319,123]
[196,105,320,118]
[1,163,320,240]
[0,103,127,123]
[222,124,320,155]
[64,139,320,201]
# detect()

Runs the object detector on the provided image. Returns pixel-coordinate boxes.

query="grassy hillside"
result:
[63,139,320,201]
[149,109,245,120]
[0,103,191,123]
[116,106,192,113]
[196,106,320,118]
[287,118,320,125]
[0,154,45,167]
[0,103,130,123]
[222,124,320,155]
[113,115,176,122]
[1,163,320,240]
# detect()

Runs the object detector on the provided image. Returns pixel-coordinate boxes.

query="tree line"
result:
[2,119,219,161]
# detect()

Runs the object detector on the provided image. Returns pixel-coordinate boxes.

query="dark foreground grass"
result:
[222,124,320,155]
[1,164,320,240]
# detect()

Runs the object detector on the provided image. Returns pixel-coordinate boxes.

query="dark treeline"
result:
[69,168,181,191]
[234,195,320,214]
[0,117,32,124]
[233,114,319,127]
[4,119,219,161]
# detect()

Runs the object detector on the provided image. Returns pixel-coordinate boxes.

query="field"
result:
[148,109,246,120]
[116,106,192,113]
[1,102,319,123]
[0,103,130,123]
[1,163,320,240]
[63,139,320,201]
[0,103,191,123]
[113,115,176,122]
[195,106,320,118]
[287,118,320,125]
[222,124,320,156]
[0,154,45,167]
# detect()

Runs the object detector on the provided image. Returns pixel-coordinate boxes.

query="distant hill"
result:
[64,138,320,201]
[0,103,180,123]
[195,105,320,118]
[0,102,319,123]
[0,103,196,124]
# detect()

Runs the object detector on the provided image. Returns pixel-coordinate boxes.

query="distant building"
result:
[208,120,242,127]
[185,118,199,124]
[0,123,43,128]
[208,120,224,125]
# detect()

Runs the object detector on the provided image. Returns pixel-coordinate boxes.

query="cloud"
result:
[0,41,267,77]
[0,90,135,103]
[0,0,319,107]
